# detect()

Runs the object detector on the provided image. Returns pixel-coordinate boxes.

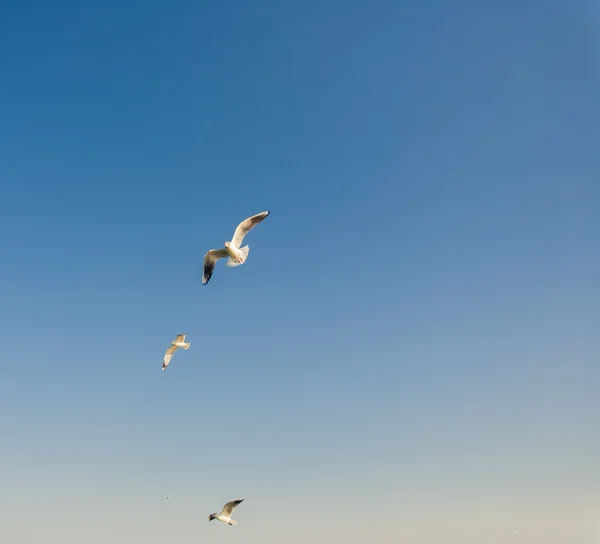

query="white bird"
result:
[208,498,244,526]
[202,211,270,285]
[162,494,175,500]
[162,334,191,371]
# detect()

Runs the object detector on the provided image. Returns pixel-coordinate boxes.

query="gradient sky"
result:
[0,1,598,543]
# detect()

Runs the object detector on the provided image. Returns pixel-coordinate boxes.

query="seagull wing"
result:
[231,211,270,248]
[163,344,179,370]
[202,248,228,285]
[220,498,244,517]
[174,334,186,343]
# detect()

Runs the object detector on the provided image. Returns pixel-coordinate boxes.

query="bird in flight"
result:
[162,334,191,371]
[208,498,244,526]
[162,494,175,500]
[202,211,270,285]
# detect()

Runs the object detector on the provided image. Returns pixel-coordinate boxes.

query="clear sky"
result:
[0,1,598,543]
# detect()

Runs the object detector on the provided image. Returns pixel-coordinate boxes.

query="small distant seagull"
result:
[162,494,175,500]
[162,334,191,371]
[202,211,270,285]
[208,498,244,526]
[514,528,518,533]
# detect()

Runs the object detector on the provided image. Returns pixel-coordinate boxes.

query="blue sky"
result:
[0,1,598,542]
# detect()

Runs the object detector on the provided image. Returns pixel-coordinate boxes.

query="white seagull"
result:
[208,498,244,526]
[162,494,175,500]
[162,334,191,371]
[202,211,270,285]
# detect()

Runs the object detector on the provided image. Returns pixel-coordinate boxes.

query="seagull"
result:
[202,211,270,285]
[208,498,244,526]
[162,334,191,371]
[162,494,175,500]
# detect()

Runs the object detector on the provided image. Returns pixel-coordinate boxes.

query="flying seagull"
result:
[162,334,191,371]
[208,498,244,526]
[162,494,175,500]
[202,211,270,285]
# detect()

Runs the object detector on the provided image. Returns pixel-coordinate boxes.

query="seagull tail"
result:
[226,245,249,268]
[182,342,191,350]
[229,520,238,526]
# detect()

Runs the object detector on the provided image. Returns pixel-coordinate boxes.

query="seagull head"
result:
[224,241,231,248]
[209,514,217,521]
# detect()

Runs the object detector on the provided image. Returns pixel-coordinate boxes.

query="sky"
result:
[0,1,598,543]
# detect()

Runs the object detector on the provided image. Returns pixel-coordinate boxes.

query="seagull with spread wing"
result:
[208,498,244,526]
[202,211,270,285]
[162,334,191,371]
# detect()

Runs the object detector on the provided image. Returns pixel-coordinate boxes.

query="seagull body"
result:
[202,211,270,285]
[162,334,191,371]
[208,498,244,526]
